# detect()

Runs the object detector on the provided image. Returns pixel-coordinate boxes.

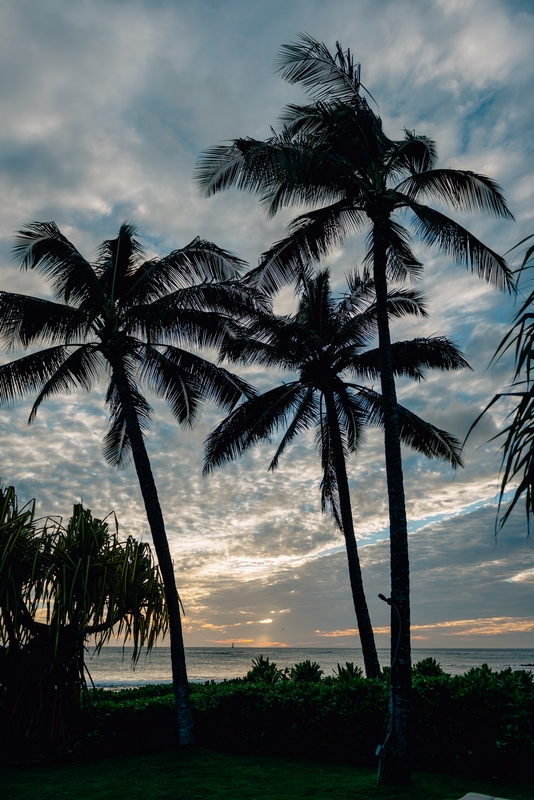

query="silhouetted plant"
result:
[0,486,167,748]
[245,655,282,685]
[334,662,364,685]
[290,660,324,683]
[468,234,534,530]
[412,657,445,678]
[0,222,262,745]
[197,34,513,782]
[204,270,468,680]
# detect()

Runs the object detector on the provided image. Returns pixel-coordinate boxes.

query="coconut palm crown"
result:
[204,269,469,679]
[0,221,262,745]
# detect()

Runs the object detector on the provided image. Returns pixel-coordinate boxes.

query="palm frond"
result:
[141,345,255,427]
[101,411,132,468]
[12,221,103,307]
[269,387,318,469]
[334,384,367,454]
[468,235,534,529]
[274,33,364,105]
[386,130,437,176]
[203,382,306,474]
[0,293,91,349]
[249,202,367,294]
[127,238,248,303]
[27,345,103,423]
[195,139,267,197]
[315,400,343,529]
[408,201,514,291]
[357,386,463,467]
[102,375,153,468]
[0,346,78,406]
[396,169,514,220]
[387,336,471,380]
[491,388,534,529]
[138,279,267,347]
[366,219,424,282]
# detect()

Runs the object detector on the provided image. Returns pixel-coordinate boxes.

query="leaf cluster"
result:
[0,486,168,660]
[0,223,261,468]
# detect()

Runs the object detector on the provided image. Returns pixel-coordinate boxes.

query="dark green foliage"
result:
[244,655,283,685]
[411,664,534,779]
[68,664,534,780]
[290,660,324,683]
[191,679,388,765]
[334,661,364,685]
[3,651,533,780]
[412,657,445,678]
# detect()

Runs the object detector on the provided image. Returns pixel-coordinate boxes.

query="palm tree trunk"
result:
[323,390,381,679]
[109,357,194,746]
[373,220,411,785]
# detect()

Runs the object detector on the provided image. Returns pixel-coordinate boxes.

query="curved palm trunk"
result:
[109,357,194,746]
[373,222,411,785]
[324,390,381,679]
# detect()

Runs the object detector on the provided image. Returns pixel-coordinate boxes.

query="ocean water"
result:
[85,647,534,690]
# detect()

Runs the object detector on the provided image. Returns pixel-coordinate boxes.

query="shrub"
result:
[333,662,364,685]
[290,660,324,683]
[244,655,283,685]
[412,657,445,678]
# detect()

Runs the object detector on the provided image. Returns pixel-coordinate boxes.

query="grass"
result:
[1,748,532,800]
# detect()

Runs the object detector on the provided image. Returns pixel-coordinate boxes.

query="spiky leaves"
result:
[0,489,168,743]
[468,235,534,529]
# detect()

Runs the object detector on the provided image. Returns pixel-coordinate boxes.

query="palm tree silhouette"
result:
[196,34,514,780]
[204,269,468,680]
[0,221,260,744]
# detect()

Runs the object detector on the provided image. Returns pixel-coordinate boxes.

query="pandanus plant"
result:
[0,486,167,745]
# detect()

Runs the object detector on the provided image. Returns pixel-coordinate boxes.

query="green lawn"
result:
[1,748,532,800]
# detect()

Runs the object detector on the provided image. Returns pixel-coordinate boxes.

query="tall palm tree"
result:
[0,221,260,745]
[196,35,514,780]
[204,269,468,679]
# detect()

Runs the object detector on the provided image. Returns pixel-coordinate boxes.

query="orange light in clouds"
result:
[315,616,534,638]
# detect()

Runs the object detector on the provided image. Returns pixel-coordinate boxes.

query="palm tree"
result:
[196,35,514,780]
[0,221,261,745]
[204,269,468,680]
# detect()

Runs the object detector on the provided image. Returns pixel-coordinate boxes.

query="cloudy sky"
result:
[0,0,533,654]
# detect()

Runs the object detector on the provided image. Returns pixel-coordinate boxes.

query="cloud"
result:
[317,616,534,639]
[0,0,533,651]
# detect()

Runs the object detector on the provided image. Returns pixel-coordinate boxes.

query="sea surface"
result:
[86,647,534,690]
